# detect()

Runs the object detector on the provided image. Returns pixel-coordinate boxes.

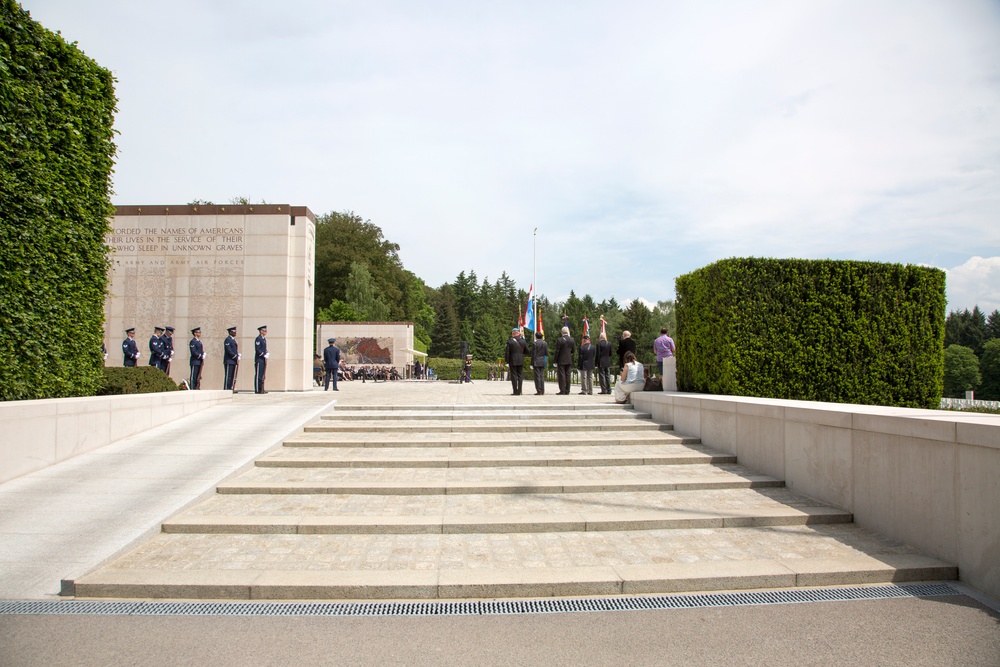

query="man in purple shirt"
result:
[653,328,675,376]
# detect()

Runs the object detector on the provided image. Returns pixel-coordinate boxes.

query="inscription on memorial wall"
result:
[107,217,248,355]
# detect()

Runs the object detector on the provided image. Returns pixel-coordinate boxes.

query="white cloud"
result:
[944,257,1000,314]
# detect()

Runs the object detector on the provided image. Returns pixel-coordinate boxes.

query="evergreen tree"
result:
[988,310,1000,340]
[944,307,990,356]
[621,299,655,365]
[977,339,1000,401]
[316,299,359,322]
[429,285,460,358]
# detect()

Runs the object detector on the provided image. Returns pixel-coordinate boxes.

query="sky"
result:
[21,0,1000,313]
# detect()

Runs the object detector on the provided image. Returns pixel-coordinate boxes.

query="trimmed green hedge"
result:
[675,258,946,408]
[425,357,493,381]
[0,1,118,401]
[96,367,180,396]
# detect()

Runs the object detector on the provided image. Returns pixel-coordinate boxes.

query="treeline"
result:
[943,306,1000,400]
[313,212,674,365]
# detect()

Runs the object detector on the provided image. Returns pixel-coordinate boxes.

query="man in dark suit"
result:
[189,327,205,389]
[323,337,341,391]
[577,334,596,395]
[617,330,637,369]
[223,326,239,391]
[148,326,164,369]
[254,325,268,394]
[596,332,614,394]
[555,326,575,395]
[160,326,175,374]
[531,331,548,395]
[122,327,139,367]
[504,327,528,395]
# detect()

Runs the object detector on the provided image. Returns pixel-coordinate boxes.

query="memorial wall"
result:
[315,322,418,374]
[104,204,315,392]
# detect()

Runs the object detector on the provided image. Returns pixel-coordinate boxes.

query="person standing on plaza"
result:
[122,327,140,367]
[148,326,164,369]
[577,334,596,395]
[653,327,676,376]
[614,351,645,404]
[616,330,637,369]
[323,337,341,391]
[555,326,575,395]
[160,326,175,374]
[223,326,239,391]
[504,327,528,395]
[188,327,205,389]
[596,331,613,394]
[254,325,269,394]
[531,331,548,395]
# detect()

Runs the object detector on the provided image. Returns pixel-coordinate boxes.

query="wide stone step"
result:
[283,431,700,448]
[326,404,633,412]
[163,488,852,534]
[73,524,955,599]
[304,419,672,434]
[217,463,781,495]
[320,410,653,422]
[256,444,735,468]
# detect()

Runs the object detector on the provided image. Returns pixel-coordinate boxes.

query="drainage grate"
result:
[0,583,960,617]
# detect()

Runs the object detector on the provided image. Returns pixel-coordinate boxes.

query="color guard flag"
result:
[523,284,535,331]
[600,316,607,337]
[538,308,545,337]
[582,317,590,338]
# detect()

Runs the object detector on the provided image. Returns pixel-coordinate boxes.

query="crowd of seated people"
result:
[349,365,402,382]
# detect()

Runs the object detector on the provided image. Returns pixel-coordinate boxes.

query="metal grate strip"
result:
[0,584,959,617]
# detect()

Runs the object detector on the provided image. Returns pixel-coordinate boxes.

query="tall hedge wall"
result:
[0,1,117,400]
[674,258,946,408]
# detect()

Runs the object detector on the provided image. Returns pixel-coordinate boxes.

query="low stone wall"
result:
[0,390,232,484]
[632,391,1000,601]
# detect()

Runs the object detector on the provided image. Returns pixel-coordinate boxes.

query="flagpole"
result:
[532,227,537,333]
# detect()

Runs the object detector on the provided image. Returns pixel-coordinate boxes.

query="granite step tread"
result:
[172,487,833,519]
[321,410,653,422]
[283,431,700,448]
[304,420,673,433]
[72,553,957,600]
[256,444,735,468]
[72,524,954,599]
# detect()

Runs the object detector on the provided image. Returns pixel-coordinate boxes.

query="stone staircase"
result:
[73,403,954,600]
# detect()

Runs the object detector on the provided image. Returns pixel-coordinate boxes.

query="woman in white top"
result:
[614,351,645,404]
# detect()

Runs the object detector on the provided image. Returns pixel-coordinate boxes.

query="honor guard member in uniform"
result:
[160,326,175,374]
[323,337,341,391]
[254,325,269,394]
[189,327,205,389]
[122,328,140,366]
[148,326,164,369]
[223,326,240,391]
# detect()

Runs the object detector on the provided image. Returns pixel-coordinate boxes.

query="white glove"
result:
[103,353,108,360]
[264,352,270,359]
[237,353,242,360]
[137,352,141,358]
[200,353,205,359]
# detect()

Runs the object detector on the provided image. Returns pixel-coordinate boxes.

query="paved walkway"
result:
[0,391,334,600]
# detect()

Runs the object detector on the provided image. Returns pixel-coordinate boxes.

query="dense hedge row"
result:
[0,1,117,400]
[425,357,492,381]
[96,367,180,396]
[675,258,946,408]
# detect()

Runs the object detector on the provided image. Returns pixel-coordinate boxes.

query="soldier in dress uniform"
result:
[148,326,164,368]
[122,327,140,367]
[160,326,175,374]
[189,327,205,389]
[223,326,240,391]
[323,337,341,391]
[254,325,268,394]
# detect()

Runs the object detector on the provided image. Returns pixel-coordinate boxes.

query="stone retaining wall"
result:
[632,392,1000,601]
[0,391,232,484]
